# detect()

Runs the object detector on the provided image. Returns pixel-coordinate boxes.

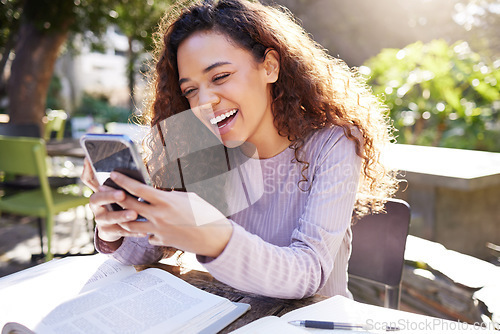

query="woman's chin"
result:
[221,139,245,148]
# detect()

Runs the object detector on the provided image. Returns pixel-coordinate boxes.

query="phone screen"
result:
[84,139,145,185]
[83,136,148,217]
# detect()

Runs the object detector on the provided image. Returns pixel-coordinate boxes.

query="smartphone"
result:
[80,133,150,219]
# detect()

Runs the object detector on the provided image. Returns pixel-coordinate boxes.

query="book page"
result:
[231,297,366,334]
[280,297,396,333]
[80,258,137,293]
[0,254,135,330]
[280,296,493,333]
[280,296,363,324]
[2,321,35,334]
[33,268,236,334]
[230,316,306,334]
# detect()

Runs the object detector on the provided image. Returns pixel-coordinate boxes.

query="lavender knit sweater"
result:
[96,126,361,299]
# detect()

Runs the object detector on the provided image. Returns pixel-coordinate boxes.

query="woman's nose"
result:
[198,87,220,108]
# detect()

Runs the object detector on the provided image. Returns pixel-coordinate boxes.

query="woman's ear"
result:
[263,49,280,83]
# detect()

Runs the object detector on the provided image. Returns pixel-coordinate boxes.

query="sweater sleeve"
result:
[94,230,164,266]
[197,133,361,299]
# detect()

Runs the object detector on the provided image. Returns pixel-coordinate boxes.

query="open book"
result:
[0,254,249,334]
[230,296,367,334]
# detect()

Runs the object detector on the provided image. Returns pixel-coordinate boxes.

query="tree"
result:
[7,0,74,125]
[364,39,500,152]
[0,0,23,99]
[3,0,133,127]
[111,0,170,112]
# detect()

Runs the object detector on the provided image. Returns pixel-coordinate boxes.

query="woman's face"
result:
[177,31,280,150]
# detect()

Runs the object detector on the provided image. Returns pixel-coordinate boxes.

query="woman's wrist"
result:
[206,221,233,258]
[97,227,122,243]
[96,228,124,253]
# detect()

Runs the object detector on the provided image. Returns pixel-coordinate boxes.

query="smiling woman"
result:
[177,31,285,157]
[81,0,399,299]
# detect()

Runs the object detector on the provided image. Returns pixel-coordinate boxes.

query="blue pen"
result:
[288,320,400,331]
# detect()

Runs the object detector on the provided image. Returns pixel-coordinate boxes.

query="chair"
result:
[44,109,67,141]
[0,135,89,261]
[348,198,411,309]
[0,123,77,189]
[0,123,41,137]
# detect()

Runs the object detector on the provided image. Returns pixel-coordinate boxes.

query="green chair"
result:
[0,135,89,261]
[44,109,67,141]
[0,123,78,189]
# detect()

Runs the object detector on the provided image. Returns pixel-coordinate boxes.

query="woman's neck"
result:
[240,134,291,159]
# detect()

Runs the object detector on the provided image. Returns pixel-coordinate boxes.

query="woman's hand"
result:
[81,158,99,192]
[81,158,141,244]
[109,171,233,258]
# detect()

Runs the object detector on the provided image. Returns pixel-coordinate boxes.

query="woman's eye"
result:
[181,88,196,97]
[213,73,230,82]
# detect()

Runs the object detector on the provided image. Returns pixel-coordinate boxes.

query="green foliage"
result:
[364,39,500,152]
[74,93,131,124]
[2,0,123,37]
[23,0,76,32]
[109,0,171,109]
[45,75,64,110]
[0,0,23,47]
[112,0,169,52]
[0,0,23,94]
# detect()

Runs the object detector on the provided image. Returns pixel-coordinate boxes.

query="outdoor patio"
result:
[1,199,499,330]
[0,207,95,278]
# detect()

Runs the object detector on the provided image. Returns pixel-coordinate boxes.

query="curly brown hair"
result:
[142,0,399,217]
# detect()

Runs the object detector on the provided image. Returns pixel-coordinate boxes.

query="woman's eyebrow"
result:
[204,61,231,73]
[179,61,232,85]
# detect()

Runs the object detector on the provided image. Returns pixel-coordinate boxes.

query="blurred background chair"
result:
[0,135,90,261]
[0,123,41,138]
[0,109,69,142]
[44,109,68,141]
[0,122,78,190]
[348,198,411,309]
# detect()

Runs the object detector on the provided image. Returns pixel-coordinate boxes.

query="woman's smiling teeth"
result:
[210,109,238,126]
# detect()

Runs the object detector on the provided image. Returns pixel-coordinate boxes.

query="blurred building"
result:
[54,25,145,114]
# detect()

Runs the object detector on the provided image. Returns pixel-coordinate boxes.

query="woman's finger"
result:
[81,158,100,192]
[98,222,146,239]
[115,195,152,220]
[89,189,127,209]
[110,171,162,204]
[119,220,154,235]
[94,208,139,227]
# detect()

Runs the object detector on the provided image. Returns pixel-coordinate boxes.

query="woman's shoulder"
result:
[302,125,358,161]
[305,125,343,145]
